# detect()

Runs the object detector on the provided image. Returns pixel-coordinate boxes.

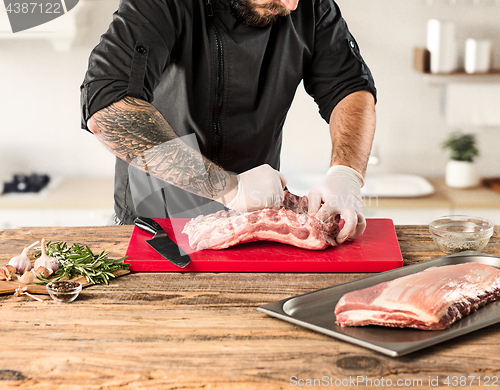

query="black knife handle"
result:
[134,217,165,236]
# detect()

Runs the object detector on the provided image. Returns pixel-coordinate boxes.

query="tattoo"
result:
[88,96,237,200]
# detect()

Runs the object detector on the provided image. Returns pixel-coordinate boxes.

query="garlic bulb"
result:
[33,238,59,273]
[17,269,35,284]
[8,240,39,274]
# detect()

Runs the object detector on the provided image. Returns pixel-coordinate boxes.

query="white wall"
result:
[282,0,500,191]
[0,0,118,180]
[1,0,500,188]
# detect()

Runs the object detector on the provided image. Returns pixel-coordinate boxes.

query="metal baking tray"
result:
[257,252,500,357]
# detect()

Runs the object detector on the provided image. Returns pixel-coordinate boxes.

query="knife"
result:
[134,217,191,268]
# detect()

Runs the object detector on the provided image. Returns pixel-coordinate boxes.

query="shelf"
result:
[422,71,500,85]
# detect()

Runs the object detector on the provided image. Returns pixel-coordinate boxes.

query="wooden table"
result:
[0,225,499,389]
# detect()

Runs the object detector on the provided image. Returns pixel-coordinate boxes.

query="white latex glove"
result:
[308,165,365,243]
[224,164,287,212]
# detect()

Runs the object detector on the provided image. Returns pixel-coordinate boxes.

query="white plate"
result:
[361,174,435,198]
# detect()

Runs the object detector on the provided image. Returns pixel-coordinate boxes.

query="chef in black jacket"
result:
[80,0,376,243]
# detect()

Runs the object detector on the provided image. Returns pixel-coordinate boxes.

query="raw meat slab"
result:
[257,253,500,356]
[125,218,402,272]
[335,262,500,330]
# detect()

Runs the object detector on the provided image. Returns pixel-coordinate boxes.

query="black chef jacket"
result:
[80,0,376,224]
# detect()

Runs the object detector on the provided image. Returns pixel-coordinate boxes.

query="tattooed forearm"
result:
[329,91,376,176]
[89,97,171,162]
[87,96,237,200]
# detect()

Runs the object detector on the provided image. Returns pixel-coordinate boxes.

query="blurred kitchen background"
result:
[1,0,500,229]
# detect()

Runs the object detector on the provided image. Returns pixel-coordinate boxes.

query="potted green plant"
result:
[442,132,480,188]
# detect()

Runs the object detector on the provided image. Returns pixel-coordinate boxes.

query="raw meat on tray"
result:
[182,191,340,251]
[335,262,500,330]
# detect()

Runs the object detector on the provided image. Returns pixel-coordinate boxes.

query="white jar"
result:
[445,160,480,188]
[427,19,458,74]
[465,39,492,74]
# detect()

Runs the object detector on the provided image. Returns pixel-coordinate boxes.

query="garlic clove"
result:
[2,265,17,281]
[0,268,7,281]
[17,270,35,285]
[35,266,53,278]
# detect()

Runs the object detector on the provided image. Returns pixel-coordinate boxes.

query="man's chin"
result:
[229,0,287,28]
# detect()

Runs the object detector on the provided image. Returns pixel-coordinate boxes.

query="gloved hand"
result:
[307,165,365,243]
[224,164,287,212]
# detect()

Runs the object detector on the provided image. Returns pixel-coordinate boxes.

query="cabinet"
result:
[363,178,500,225]
[364,207,453,225]
[365,207,500,225]
[2,177,500,228]
[0,177,114,229]
[451,208,500,224]
[0,208,113,230]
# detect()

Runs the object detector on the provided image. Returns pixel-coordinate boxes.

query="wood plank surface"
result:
[0,225,499,389]
[0,227,130,294]
[0,268,130,295]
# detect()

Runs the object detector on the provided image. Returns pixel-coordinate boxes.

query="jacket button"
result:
[136,45,148,54]
[349,41,355,49]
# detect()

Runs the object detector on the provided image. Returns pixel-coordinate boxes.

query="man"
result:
[81,0,376,243]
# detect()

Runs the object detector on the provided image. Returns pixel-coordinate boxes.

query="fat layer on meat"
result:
[334,262,500,330]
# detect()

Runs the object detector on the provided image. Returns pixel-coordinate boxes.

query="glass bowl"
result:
[46,281,82,303]
[429,215,494,254]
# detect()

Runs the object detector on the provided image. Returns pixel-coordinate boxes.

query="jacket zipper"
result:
[212,26,224,165]
[206,0,224,165]
[206,0,213,16]
[206,0,225,212]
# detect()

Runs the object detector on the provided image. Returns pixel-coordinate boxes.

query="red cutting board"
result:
[125,218,403,272]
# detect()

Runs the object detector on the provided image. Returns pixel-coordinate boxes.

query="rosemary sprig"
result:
[34,241,130,285]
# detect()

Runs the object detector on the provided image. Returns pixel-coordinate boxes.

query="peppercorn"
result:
[50,281,79,291]
[47,280,82,302]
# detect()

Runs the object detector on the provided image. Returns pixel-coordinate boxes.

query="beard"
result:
[228,0,290,28]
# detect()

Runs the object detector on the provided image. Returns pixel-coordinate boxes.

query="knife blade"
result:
[134,217,191,268]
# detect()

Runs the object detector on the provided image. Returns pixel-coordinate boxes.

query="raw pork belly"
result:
[182,191,339,251]
[335,263,500,330]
